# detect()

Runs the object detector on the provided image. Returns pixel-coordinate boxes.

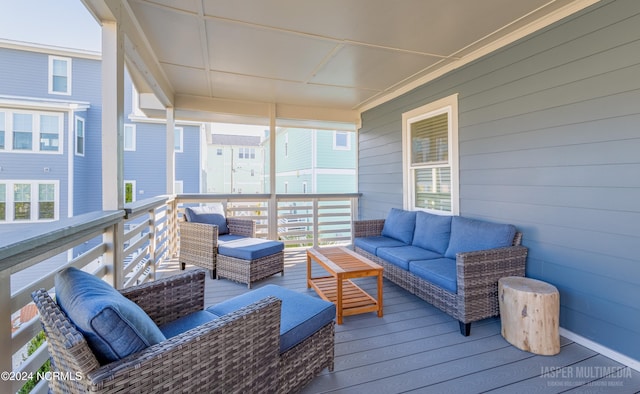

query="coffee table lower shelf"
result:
[309,276,380,323]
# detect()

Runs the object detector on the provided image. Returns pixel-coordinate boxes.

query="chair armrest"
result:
[86,297,282,394]
[456,245,528,287]
[227,217,256,237]
[353,219,385,238]
[179,221,218,266]
[120,269,206,326]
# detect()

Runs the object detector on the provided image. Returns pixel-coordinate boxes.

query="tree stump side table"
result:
[498,276,560,355]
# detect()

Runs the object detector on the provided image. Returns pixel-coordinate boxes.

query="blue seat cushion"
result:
[217,238,284,261]
[55,267,166,365]
[377,246,442,270]
[207,284,335,353]
[185,206,229,235]
[159,310,218,339]
[409,258,458,293]
[444,216,516,259]
[354,236,406,256]
[412,211,452,255]
[381,208,416,244]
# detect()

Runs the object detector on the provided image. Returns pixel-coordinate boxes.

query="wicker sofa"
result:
[32,268,335,393]
[353,208,528,336]
[179,206,284,287]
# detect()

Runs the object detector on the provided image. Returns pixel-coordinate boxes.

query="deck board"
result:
[160,248,640,393]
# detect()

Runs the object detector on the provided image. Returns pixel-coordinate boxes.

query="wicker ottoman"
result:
[217,238,285,288]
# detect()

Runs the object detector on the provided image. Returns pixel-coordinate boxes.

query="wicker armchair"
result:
[179,217,255,278]
[354,219,528,336]
[31,270,281,394]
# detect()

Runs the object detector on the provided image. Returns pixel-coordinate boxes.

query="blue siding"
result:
[359,0,640,361]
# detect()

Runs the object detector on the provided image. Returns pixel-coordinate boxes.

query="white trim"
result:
[559,327,640,373]
[48,55,72,96]
[74,116,85,157]
[332,131,351,151]
[0,95,90,111]
[1,108,64,154]
[402,94,459,215]
[68,110,75,218]
[174,126,184,153]
[124,180,136,203]
[0,38,101,60]
[174,180,184,194]
[277,168,356,177]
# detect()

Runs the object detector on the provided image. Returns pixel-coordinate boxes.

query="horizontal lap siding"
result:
[358,0,640,360]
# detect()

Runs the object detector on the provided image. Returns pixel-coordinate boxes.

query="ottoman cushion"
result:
[217,238,284,261]
[207,284,335,353]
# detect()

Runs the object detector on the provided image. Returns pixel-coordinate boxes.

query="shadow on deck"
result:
[159,249,640,393]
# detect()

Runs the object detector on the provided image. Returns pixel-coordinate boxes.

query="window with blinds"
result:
[403,94,459,214]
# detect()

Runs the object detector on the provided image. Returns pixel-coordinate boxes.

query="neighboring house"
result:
[265,127,357,194]
[206,134,264,194]
[0,40,204,291]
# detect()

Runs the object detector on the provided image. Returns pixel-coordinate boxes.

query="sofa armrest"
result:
[353,219,385,238]
[455,245,528,319]
[120,269,206,326]
[87,297,282,393]
[227,217,256,237]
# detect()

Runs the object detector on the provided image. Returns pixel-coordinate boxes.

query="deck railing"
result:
[0,192,359,393]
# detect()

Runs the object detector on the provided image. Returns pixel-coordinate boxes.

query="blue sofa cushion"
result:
[444,216,516,259]
[185,206,229,235]
[409,258,458,293]
[381,208,416,244]
[412,211,452,255]
[159,310,218,339]
[217,238,284,261]
[218,234,248,244]
[354,236,406,256]
[377,246,442,270]
[55,267,166,365]
[207,284,335,353]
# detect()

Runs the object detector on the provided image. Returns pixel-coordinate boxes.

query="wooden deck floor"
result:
[159,249,640,394]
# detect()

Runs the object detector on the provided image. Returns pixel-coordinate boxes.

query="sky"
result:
[0,0,101,51]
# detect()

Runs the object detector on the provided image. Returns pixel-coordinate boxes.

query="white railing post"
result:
[313,198,319,248]
[351,196,358,246]
[148,208,157,280]
[104,222,125,289]
[0,271,11,394]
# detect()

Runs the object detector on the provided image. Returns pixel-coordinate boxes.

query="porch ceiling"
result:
[82,0,596,124]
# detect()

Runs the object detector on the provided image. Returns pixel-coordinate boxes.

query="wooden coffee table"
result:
[306,246,383,324]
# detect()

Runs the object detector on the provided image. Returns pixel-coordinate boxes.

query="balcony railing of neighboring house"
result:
[0,192,360,393]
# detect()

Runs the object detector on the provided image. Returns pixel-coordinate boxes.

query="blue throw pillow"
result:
[55,267,166,365]
[412,211,452,255]
[185,206,229,235]
[381,208,417,244]
[444,216,516,259]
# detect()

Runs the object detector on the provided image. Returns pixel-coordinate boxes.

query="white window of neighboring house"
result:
[333,131,351,150]
[0,111,5,150]
[402,94,459,215]
[216,148,223,156]
[284,133,288,158]
[174,127,183,153]
[303,182,308,194]
[75,116,85,156]
[0,181,58,222]
[49,56,71,95]
[124,181,136,203]
[124,124,136,151]
[6,110,63,153]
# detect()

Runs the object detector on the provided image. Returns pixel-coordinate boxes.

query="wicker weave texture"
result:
[353,219,528,327]
[32,269,282,393]
[217,251,285,288]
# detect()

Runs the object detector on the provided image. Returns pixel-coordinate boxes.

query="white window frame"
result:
[75,116,85,156]
[124,180,136,203]
[48,56,72,95]
[2,109,63,154]
[402,94,459,215]
[0,180,59,222]
[174,127,183,153]
[124,124,136,151]
[333,131,351,150]
[0,111,5,150]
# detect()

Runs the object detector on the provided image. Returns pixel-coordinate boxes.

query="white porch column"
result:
[101,19,125,288]
[166,107,175,194]
[268,104,277,240]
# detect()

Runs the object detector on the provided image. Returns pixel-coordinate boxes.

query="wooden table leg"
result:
[306,252,312,288]
[336,275,343,325]
[377,271,383,317]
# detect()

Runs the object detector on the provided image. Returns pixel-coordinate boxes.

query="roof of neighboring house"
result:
[211,134,261,147]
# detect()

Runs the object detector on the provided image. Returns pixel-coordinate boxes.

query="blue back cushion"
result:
[55,267,166,365]
[411,211,452,254]
[444,216,516,259]
[381,208,417,244]
[185,206,229,235]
